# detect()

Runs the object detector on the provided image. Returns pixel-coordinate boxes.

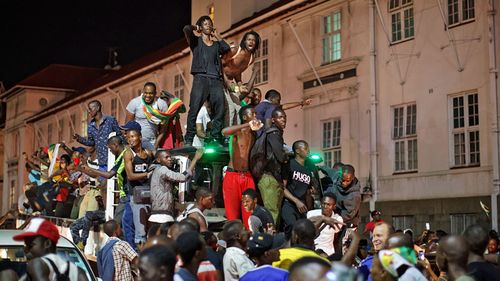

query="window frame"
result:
[321,118,342,168]
[388,0,414,43]
[321,10,342,64]
[392,103,418,173]
[450,213,476,234]
[174,73,185,101]
[254,38,269,85]
[448,91,480,168]
[111,97,118,119]
[392,215,415,231]
[447,0,475,28]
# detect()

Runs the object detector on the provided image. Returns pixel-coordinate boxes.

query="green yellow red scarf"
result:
[142,96,185,125]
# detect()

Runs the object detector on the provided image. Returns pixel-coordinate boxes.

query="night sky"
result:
[0,1,191,89]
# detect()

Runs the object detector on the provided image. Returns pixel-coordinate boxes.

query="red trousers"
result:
[223,171,255,229]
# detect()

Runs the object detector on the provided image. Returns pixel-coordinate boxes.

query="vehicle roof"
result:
[0,230,75,248]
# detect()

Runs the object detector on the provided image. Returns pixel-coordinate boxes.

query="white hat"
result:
[148,214,175,224]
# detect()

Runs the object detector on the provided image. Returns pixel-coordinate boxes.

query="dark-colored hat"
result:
[72,146,86,154]
[160,90,175,99]
[247,232,286,254]
[371,210,381,216]
[120,120,142,131]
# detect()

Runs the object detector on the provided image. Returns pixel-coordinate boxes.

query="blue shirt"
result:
[240,265,289,281]
[358,254,374,281]
[77,115,122,167]
[255,100,277,123]
[28,170,42,186]
[174,268,198,281]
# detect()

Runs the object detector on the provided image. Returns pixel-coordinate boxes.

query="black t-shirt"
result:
[252,205,274,231]
[285,158,313,201]
[467,261,500,281]
[200,40,221,78]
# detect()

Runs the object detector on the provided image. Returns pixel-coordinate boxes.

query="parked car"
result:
[0,229,98,280]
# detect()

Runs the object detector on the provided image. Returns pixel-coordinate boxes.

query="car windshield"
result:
[0,246,94,280]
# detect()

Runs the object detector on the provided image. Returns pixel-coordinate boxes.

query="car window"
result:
[0,246,94,280]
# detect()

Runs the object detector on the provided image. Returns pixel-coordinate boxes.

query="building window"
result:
[389,0,414,42]
[111,98,118,118]
[81,111,88,136]
[12,132,19,158]
[392,215,414,231]
[174,74,185,101]
[322,119,341,167]
[450,93,479,167]
[448,0,475,26]
[450,213,476,234]
[69,114,76,137]
[393,104,417,172]
[322,10,342,64]
[9,180,16,209]
[58,119,64,141]
[47,123,53,144]
[254,39,268,85]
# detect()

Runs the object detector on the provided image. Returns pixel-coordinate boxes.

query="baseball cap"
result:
[72,146,86,154]
[13,218,60,244]
[148,214,175,224]
[120,120,142,131]
[247,232,286,255]
[370,210,381,216]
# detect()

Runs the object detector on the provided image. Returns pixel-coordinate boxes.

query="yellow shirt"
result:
[272,247,330,270]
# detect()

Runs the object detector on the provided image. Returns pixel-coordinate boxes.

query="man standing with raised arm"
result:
[221,105,263,229]
[183,16,231,146]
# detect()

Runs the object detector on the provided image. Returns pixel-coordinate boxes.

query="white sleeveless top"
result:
[176,203,208,228]
[41,253,80,281]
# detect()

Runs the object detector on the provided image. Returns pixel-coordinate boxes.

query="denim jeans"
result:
[121,196,136,249]
[129,195,150,245]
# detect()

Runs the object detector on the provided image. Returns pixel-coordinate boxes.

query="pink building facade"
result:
[2,0,499,234]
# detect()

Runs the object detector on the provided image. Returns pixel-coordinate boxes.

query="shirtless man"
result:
[222,31,261,126]
[223,31,260,83]
[221,105,263,229]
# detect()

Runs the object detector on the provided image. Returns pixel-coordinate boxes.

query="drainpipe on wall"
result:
[488,0,499,231]
[369,0,379,211]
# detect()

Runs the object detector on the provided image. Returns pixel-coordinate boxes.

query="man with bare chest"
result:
[222,31,261,126]
[223,31,260,83]
[221,105,263,229]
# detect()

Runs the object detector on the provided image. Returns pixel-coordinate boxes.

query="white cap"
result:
[148,214,175,224]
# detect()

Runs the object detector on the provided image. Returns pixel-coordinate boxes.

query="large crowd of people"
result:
[2,15,499,281]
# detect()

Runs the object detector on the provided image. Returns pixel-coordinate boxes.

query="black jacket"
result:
[183,25,230,76]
